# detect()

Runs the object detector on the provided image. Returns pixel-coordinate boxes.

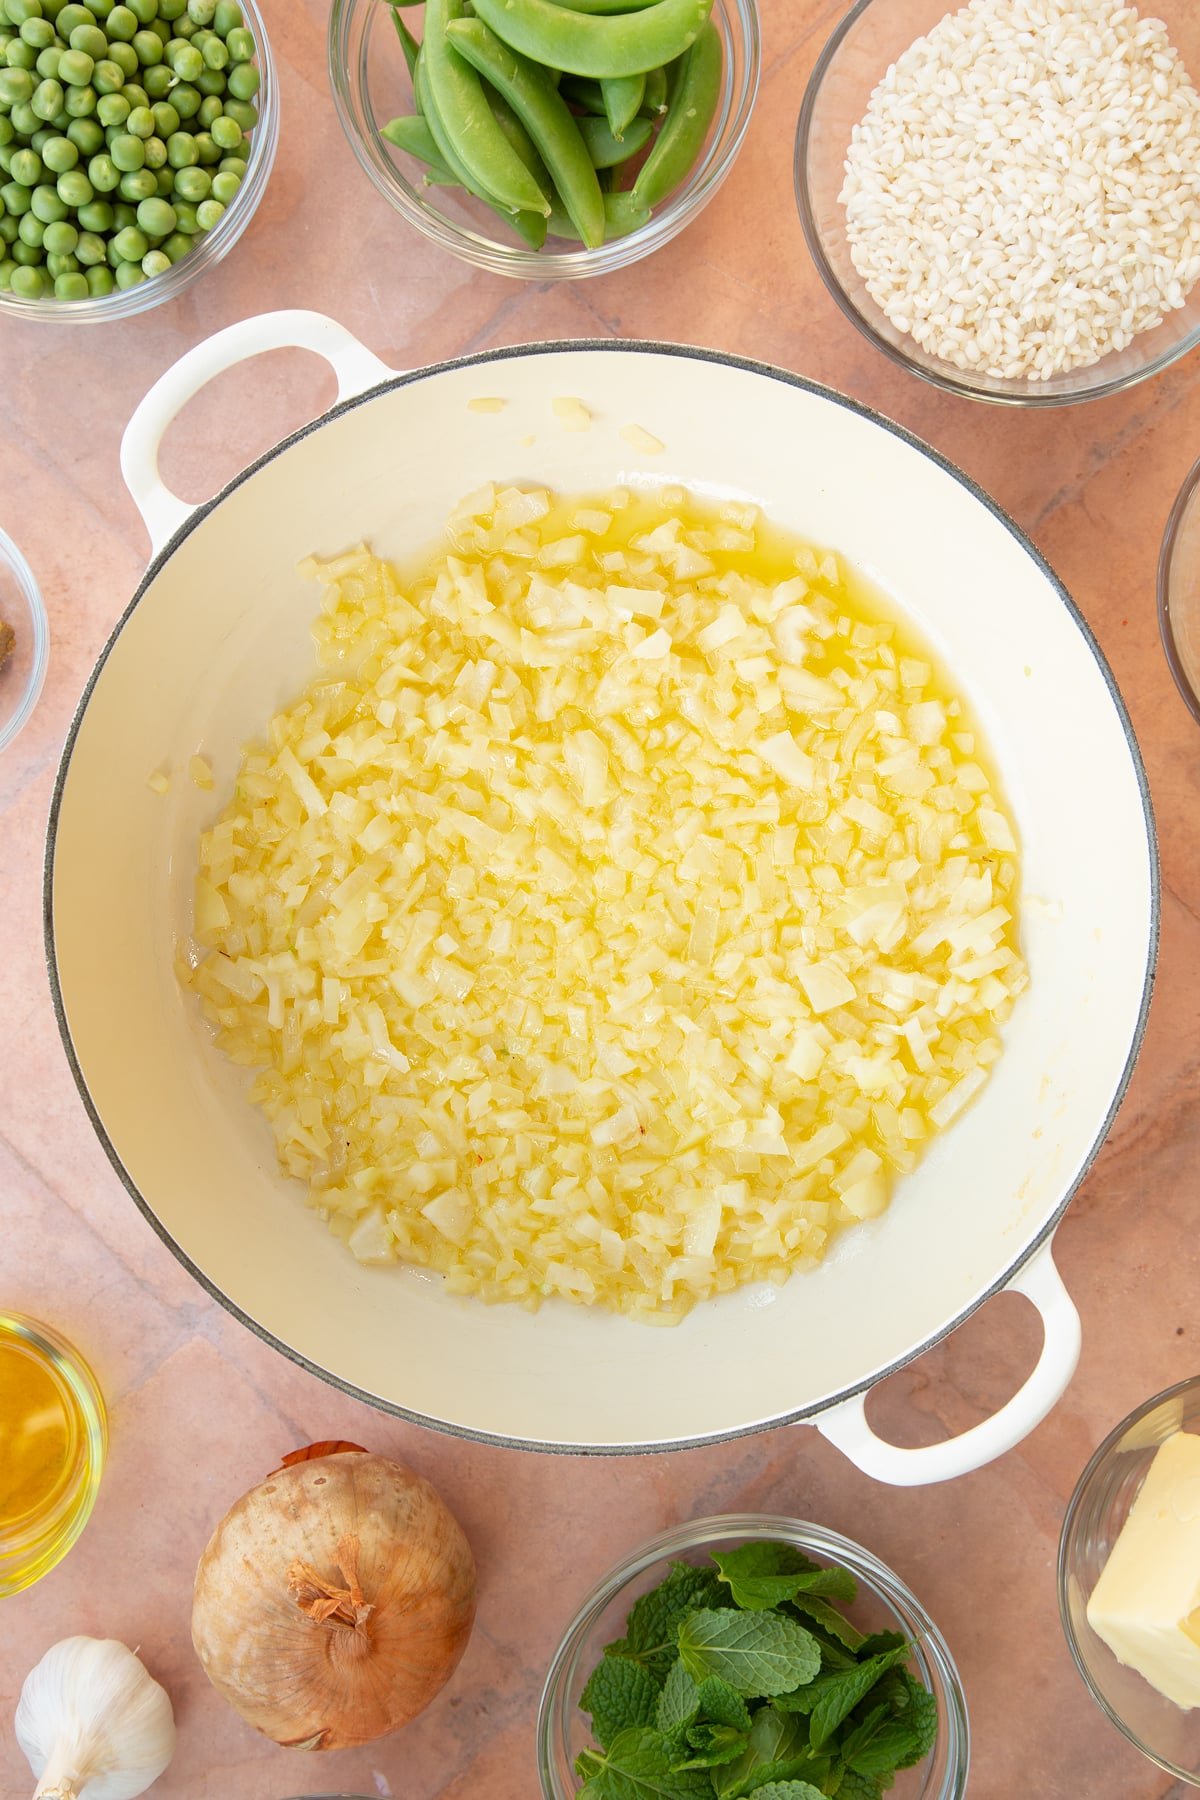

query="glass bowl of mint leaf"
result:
[537,1513,969,1800]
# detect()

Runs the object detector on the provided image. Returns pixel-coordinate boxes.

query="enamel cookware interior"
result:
[47,319,1156,1462]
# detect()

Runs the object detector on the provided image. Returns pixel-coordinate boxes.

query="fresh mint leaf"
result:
[656,1660,701,1733]
[840,1671,937,1776]
[711,1544,822,1580]
[674,1722,750,1769]
[607,1563,732,1676]
[855,1631,906,1660]
[582,1655,663,1748]
[678,1609,821,1697]
[714,1547,853,1613]
[833,1770,884,1800]
[808,1647,912,1750]
[739,1786,828,1800]
[697,1677,753,1732]
[785,1595,865,1653]
[712,1705,807,1798]
[574,1726,719,1799]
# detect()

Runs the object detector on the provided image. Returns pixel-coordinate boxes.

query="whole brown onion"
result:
[191,1446,476,1750]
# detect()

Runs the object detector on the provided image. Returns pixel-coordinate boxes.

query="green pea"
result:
[164,126,194,166]
[5,36,35,68]
[52,264,85,294]
[0,114,11,143]
[16,208,43,242]
[220,94,254,130]
[113,251,141,281]
[170,193,193,228]
[119,76,145,104]
[130,25,158,60]
[133,187,169,230]
[0,62,33,100]
[128,0,156,16]
[75,193,108,223]
[85,259,111,289]
[139,242,165,272]
[57,46,93,83]
[87,148,116,186]
[41,213,74,249]
[125,99,152,133]
[11,235,43,261]
[225,59,255,104]
[216,150,242,173]
[0,255,14,285]
[8,145,42,182]
[92,56,124,92]
[149,11,169,38]
[106,36,135,71]
[224,22,251,61]
[73,223,103,257]
[56,166,88,201]
[10,259,45,293]
[33,42,58,74]
[159,224,186,255]
[193,191,219,228]
[115,162,151,196]
[195,89,218,125]
[96,89,127,123]
[105,0,133,30]
[56,3,91,32]
[29,177,65,214]
[200,30,223,69]
[110,192,131,221]
[87,0,116,16]
[142,129,163,163]
[193,63,220,92]
[185,0,212,21]
[20,14,55,47]
[0,210,16,239]
[4,0,40,24]
[110,216,142,253]
[0,148,13,177]
[30,72,61,116]
[212,0,238,27]
[191,126,217,161]
[10,100,39,131]
[45,246,76,270]
[142,58,171,93]
[0,178,30,210]
[40,131,76,171]
[171,158,205,198]
[214,115,244,154]
[170,77,197,115]
[152,160,167,187]
[63,82,95,113]
[172,8,191,29]
[158,0,185,16]
[109,126,142,165]
[149,96,175,132]
[167,34,197,76]
[208,164,237,202]
[68,20,106,55]
[66,113,101,150]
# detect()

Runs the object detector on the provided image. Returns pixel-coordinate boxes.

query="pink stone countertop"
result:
[3,0,1200,1794]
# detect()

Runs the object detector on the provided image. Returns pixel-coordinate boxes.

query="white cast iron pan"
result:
[46,313,1157,1481]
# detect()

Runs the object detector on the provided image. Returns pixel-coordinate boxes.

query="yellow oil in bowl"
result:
[0,1314,106,1596]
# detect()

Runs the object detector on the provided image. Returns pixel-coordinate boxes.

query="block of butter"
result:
[1087,1430,1200,1709]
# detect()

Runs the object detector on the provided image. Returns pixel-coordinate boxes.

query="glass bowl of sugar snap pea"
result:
[328,0,759,278]
[796,0,1200,405]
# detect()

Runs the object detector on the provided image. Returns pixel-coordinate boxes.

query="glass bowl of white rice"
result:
[795,0,1200,406]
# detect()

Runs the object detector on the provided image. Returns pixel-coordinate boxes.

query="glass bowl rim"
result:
[793,0,1200,410]
[326,0,761,280]
[1057,1372,1200,1783]
[537,1511,970,1799]
[0,524,49,753]
[0,0,279,326]
[1157,453,1200,728]
[0,1311,107,1587]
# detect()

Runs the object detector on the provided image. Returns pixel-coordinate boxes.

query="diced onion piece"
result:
[797,960,856,1014]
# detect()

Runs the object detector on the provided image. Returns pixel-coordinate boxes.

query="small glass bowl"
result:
[0,527,49,753]
[328,0,759,279]
[0,0,278,325]
[795,0,1200,406]
[0,1313,107,1597]
[1159,455,1200,727]
[538,1513,969,1799]
[1059,1376,1200,1785]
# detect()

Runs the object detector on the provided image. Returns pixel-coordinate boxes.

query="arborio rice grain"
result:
[839,0,1200,381]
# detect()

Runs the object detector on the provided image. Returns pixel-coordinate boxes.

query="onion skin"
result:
[191,1452,476,1750]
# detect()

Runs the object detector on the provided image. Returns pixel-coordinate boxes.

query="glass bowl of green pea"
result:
[328,0,759,278]
[0,0,277,319]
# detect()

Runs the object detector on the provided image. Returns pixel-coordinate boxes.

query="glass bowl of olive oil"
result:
[0,1314,106,1596]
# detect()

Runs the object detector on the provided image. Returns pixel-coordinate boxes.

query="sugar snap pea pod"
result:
[424,0,550,215]
[560,74,607,113]
[579,111,651,168]
[388,4,421,80]
[642,63,667,113]
[416,48,548,244]
[469,0,710,79]
[486,84,548,184]
[631,16,719,208]
[382,112,456,183]
[547,187,649,239]
[445,16,604,248]
[601,71,642,136]
[543,0,658,13]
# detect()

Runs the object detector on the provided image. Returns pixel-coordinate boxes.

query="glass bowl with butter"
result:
[1060,1376,1200,1783]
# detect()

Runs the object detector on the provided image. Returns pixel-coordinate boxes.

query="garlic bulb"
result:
[191,1447,476,1750]
[15,1638,176,1800]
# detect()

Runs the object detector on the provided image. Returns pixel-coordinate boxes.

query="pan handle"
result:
[813,1238,1081,1487]
[120,309,395,555]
